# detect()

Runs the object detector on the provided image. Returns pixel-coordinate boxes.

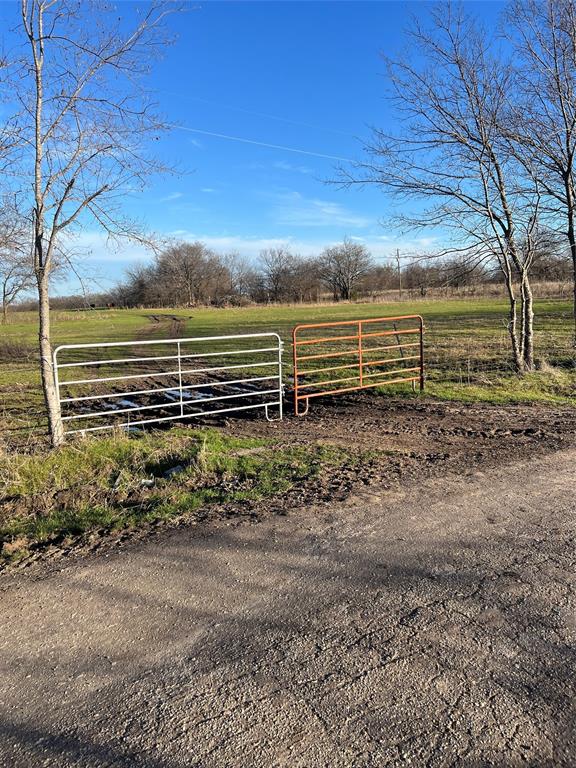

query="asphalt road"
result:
[0,448,575,767]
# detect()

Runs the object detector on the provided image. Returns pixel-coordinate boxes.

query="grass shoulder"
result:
[0,427,352,564]
[375,368,576,406]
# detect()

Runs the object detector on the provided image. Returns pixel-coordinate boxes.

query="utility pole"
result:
[396,249,402,300]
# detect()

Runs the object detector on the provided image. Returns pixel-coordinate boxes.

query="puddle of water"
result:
[188,390,213,401]
[165,389,194,401]
[70,382,274,420]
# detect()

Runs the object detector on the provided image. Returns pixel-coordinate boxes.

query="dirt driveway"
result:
[0,424,574,766]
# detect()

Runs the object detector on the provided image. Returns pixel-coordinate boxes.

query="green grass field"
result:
[1,296,575,449]
[1,295,575,560]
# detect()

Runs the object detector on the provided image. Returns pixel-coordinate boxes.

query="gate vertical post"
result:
[358,320,363,386]
[277,336,284,421]
[292,326,298,415]
[419,317,425,391]
[177,340,184,416]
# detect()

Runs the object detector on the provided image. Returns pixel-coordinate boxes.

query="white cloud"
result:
[412,236,439,249]
[68,231,154,263]
[163,231,439,261]
[200,187,217,193]
[189,138,203,149]
[270,191,371,228]
[68,229,441,267]
[168,232,309,257]
[159,191,184,203]
[376,233,439,251]
[273,160,314,175]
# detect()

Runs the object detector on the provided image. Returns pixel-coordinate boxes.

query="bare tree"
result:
[291,258,322,303]
[223,252,259,300]
[315,238,373,301]
[505,0,576,345]
[367,262,398,294]
[259,248,297,302]
[0,203,34,323]
[155,242,218,306]
[124,262,164,307]
[2,0,177,446]
[341,4,540,371]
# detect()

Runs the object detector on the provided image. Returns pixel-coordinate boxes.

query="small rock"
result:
[163,465,185,479]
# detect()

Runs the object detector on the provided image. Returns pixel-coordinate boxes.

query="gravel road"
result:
[0,447,575,767]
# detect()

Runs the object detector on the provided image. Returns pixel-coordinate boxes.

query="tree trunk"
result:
[29,4,63,447]
[503,267,522,372]
[520,272,534,371]
[37,269,64,447]
[572,251,576,349]
[567,208,576,348]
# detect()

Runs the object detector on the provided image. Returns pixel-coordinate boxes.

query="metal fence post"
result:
[419,317,425,391]
[177,340,184,417]
[292,326,299,416]
[52,346,65,442]
[278,337,284,421]
[358,320,363,386]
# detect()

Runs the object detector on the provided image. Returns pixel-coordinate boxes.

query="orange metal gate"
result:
[292,315,424,416]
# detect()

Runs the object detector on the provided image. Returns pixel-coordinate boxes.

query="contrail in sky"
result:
[169,124,354,162]
[162,91,354,137]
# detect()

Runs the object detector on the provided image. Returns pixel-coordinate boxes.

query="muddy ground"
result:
[0,396,574,766]
[3,395,575,576]
[224,393,576,511]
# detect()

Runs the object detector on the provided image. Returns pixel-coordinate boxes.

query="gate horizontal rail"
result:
[292,315,424,416]
[54,333,283,436]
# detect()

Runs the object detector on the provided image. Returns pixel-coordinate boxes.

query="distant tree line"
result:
[95,237,571,309]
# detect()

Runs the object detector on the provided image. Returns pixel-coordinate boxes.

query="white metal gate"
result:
[53,333,284,435]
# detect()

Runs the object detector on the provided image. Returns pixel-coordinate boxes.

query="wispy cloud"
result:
[71,229,441,267]
[273,160,314,176]
[69,231,153,263]
[376,234,439,250]
[270,191,371,228]
[200,187,217,193]
[163,231,435,260]
[189,138,203,149]
[167,232,301,257]
[160,191,184,203]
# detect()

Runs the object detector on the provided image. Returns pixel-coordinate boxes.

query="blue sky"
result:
[0,0,505,293]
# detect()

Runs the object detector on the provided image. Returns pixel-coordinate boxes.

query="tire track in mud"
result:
[226,394,576,474]
[136,314,189,342]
